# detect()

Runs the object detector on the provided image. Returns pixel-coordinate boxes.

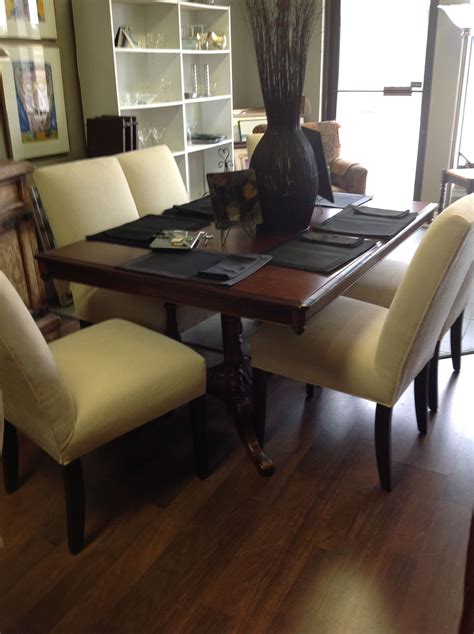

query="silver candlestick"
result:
[203,63,211,97]
[191,63,198,98]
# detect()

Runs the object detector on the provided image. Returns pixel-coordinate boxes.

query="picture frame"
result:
[206,169,263,230]
[0,46,70,159]
[238,118,267,142]
[0,1,57,40]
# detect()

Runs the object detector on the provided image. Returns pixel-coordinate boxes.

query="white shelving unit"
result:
[72,0,233,199]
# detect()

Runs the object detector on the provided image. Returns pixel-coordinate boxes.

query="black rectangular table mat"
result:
[316,193,373,208]
[317,205,416,238]
[118,250,272,286]
[266,234,377,274]
[86,214,208,248]
[162,195,214,220]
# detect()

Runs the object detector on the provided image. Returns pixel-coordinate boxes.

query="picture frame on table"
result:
[207,169,263,230]
[0,46,70,160]
[0,1,57,40]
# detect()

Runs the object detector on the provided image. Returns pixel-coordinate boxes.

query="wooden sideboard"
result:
[0,160,60,341]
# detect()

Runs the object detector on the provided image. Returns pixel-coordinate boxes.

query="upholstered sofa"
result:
[34,146,211,335]
[249,120,368,195]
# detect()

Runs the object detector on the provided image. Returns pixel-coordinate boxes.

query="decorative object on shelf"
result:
[207,31,226,50]
[191,133,226,144]
[0,0,57,40]
[186,120,197,145]
[0,45,69,160]
[244,0,319,234]
[191,63,199,97]
[207,169,262,244]
[218,146,233,172]
[203,63,211,97]
[115,25,139,49]
[146,32,164,49]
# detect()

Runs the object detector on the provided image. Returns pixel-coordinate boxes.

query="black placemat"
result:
[87,214,208,248]
[317,205,416,238]
[316,193,373,208]
[266,235,377,274]
[163,195,214,220]
[118,250,272,286]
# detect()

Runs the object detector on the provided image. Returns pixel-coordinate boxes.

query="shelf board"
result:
[186,138,232,153]
[120,100,183,111]
[182,49,229,55]
[115,48,180,54]
[172,150,186,157]
[180,2,229,11]
[184,94,231,103]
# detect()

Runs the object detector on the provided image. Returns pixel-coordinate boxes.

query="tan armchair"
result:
[250,195,473,491]
[250,120,368,195]
[0,271,208,553]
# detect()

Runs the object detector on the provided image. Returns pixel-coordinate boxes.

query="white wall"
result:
[230,0,324,118]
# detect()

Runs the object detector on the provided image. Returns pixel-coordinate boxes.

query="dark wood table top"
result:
[37,201,437,333]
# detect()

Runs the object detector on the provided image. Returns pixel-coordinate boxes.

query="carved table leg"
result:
[207,314,275,477]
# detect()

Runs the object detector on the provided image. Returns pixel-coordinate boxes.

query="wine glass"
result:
[150,126,166,145]
[138,125,151,149]
[186,120,197,145]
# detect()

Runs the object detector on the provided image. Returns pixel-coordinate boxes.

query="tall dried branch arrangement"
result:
[244,0,318,126]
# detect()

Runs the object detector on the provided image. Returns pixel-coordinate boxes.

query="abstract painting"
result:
[1,46,69,159]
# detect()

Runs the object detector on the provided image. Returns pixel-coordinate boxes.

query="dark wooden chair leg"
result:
[429,340,440,412]
[374,404,392,492]
[63,459,85,555]
[414,361,429,434]
[306,384,314,399]
[450,311,463,373]
[189,395,209,479]
[252,367,267,447]
[164,303,181,342]
[2,421,19,494]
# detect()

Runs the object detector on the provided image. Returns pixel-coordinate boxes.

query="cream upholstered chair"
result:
[116,145,189,215]
[250,196,474,491]
[0,272,207,553]
[344,194,474,410]
[33,146,210,336]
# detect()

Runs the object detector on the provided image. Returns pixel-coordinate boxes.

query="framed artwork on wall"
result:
[0,46,70,159]
[0,0,57,40]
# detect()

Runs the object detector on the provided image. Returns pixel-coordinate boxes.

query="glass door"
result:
[335,0,432,204]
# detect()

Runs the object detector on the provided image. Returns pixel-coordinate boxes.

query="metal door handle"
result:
[383,86,413,96]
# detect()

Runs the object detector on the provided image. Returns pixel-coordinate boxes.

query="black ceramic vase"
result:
[250,123,318,234]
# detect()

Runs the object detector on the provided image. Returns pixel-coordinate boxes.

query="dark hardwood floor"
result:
[1,333,473,633]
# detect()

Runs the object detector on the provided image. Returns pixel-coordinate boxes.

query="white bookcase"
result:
[72,0,233,199]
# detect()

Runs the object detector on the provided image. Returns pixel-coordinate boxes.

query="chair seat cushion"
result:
[251,296,398,406]
[49,319,206,463]
[72,283,213,334]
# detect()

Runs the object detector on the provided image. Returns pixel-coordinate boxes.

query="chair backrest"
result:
[34,156,139,247]
[116,145,189,216]
[246,133,263,162]
[0,272,75,462]
[376,194,474,400]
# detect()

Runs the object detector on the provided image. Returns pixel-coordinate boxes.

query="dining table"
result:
[36,200,437,477]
